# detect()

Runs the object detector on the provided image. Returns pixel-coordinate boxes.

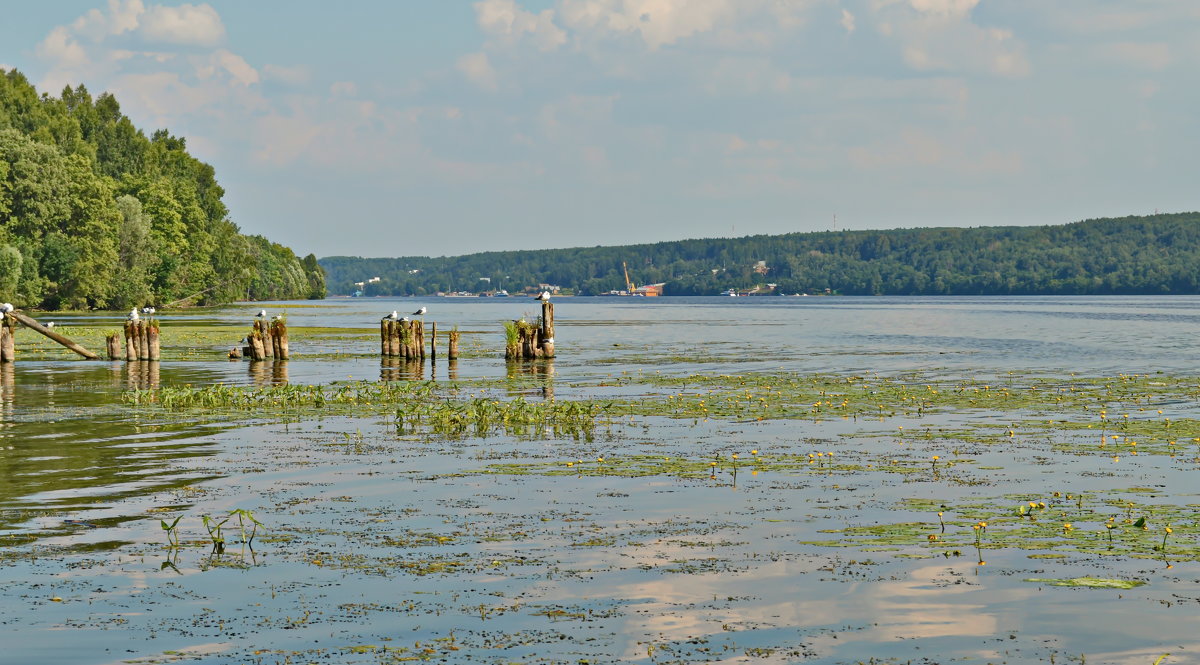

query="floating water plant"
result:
[1023,577,1146,589]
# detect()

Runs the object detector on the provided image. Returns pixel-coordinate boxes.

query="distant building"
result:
[635,283,666,297]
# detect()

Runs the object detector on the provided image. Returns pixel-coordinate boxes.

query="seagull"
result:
[141,306,156,315]
[45,322,55,328]
[382,310,398,321]
[0,303,12,313]
[535,291,551,301]
[412,306,427,316]
[401,316,410,322]
[256,309,267,319]
[128,308,139,321]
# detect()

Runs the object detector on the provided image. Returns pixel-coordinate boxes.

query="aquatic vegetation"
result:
[1023,577,1146,589]
[159,515,182,549]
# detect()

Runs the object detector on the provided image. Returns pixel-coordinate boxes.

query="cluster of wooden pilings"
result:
[111,319,160,361]
[244,318,289,361]
[506,301,555,360]
[0,314,15,363]
[380,319,431,359]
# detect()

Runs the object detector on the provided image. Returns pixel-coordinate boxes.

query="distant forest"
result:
[0,68,324,310]
[320,212,1200,297]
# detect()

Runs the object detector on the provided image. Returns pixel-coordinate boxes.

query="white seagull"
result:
[401,316,410,322]
[382,310,398,321]
[128,308,139,321]
[0,303,13,313]
[256,309,267,319]
[45,322,55,328]
[412,306,427,316]
[141,306,156,315]
[535,291,551,301]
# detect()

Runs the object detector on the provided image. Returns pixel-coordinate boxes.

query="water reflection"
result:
[0,362,12,418]
[506,358,555,399]
[124,360,161,390]
[380,358,425,382]
[248,360,289,386]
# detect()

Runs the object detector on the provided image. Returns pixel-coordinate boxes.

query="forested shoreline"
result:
[321,212,1200,297]
[0,68,324,310]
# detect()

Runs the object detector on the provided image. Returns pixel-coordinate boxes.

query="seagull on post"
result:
[256,309,267,319]
[535,291,551,301]
[0,303,13,313]
[412,306,427,317]
[382,310,399,321]
[128,308,139,321]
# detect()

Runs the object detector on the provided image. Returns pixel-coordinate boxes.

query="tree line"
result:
[320,212,1200,297]
[0,68,324,310]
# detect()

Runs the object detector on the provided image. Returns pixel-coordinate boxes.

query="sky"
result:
[2,1,1198,258]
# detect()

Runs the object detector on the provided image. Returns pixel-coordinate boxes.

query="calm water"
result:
[2,296,1199,664]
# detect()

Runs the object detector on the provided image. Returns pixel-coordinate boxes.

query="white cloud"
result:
[873,1,1029,77]
[841,9,857,34]
[559,0,737,50]
[202,49,258,86]
[908,0,979,18]
[1097,42,1171,71]
[36,26,90,70]
[141,3,225,46]
[475,0,567,51]
[457,52,498,91]
[330,81,357,97]
[262,63,311,86]
[70,0,144,40]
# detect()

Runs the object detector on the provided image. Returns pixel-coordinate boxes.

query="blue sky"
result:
[2,1,1197,258]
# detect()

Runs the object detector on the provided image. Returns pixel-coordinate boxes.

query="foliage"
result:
[320,212,1200,296]
[0,68,325,309]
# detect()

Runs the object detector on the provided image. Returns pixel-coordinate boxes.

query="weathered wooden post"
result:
[106,333,121,360]
[124,321,136,360]
[258,320,273,358]
[392,320,404,358]
[448,328,460,360]
[147,321,160,361]
[131,320,144,360]
[274,319,289,360]
[540,301,555,358]
[416,320,426,358]
[249,329,266,361]
[0,314,15,363]
[4,310,99,359]
[380,320,390,356]
[430,322,436,360]
[139,320,150,360]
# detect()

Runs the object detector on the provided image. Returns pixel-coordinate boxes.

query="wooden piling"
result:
[140,320,151,360]
[448,328,460,360]
[380,320,390,356]
[7,310,99,360]
[249,330,266,361]
[125,321,136,360]
[106,333,121,360]
[430,322,436,360]
[147,322,160,361]
[259,320,273,358]
[541,301,555,358]
[505,304,556,360]
[273,319,289,360]
[391,320,403,358]
[0,315,14,363]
